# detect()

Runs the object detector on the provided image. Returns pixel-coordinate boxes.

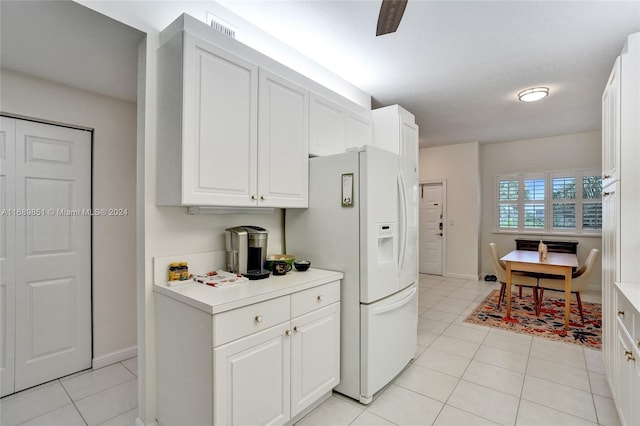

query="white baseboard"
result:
[136,417,157,426]
[445,272,481,281]
[92,345,138,369]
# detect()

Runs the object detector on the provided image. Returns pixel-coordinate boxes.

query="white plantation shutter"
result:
[497,170,601,234]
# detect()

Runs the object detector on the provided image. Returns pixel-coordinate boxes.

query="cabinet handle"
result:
[637,339,640,349]
[603,192,611,197]
[260,195,267,201]
[625,350,635,362]
[285,330,291,336]
[618,310,625,316]
[317,295,323,302]
[603,174,611,179]
[293,326,300,332]
[255,315,263,323]
[251,195,257,200]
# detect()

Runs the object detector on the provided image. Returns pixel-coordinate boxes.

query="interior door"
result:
[420,183,444,275]
[14,119,92,391]
[0,117,17,397]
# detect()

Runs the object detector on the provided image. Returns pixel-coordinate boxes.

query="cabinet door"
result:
[616,324,638,426]
[258,69,309,208]
[346,110,372,150]
[290,303,340,418]
[401,120,419,167]
[602,184,619,381]
[602,56,620,187]
[309,93,346,156]
[182,33,258,206]
[214,321,291,426]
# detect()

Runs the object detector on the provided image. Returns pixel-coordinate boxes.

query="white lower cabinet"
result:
[214,322,291,426]
[610,285,640,426]
[214,302,340,425]
[156,277,341,426]
[290,303,340,418]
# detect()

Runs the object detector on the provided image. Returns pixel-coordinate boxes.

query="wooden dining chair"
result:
[489,243,539,308]
[536,248,599,324]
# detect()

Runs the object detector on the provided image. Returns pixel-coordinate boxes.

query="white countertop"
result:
[154,268,343,314]
[615,282,640,314]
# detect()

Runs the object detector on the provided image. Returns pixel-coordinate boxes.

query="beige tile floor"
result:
[0,274,619,426]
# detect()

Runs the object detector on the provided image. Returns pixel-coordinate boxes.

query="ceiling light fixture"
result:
[518,87,549,102]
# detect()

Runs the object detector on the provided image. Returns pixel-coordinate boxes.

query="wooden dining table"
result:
[500,250,579,330]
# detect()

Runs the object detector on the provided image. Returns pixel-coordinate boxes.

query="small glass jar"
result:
[179,262,189,280]
[168,263,181,281]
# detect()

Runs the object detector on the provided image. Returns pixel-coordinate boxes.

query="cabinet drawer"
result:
[616,291,635,335]
[213,296,290,347]
[291,281,340,318]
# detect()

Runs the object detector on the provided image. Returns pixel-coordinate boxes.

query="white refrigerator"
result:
[286,145,418,404]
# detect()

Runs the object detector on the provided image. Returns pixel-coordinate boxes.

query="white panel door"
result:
[0,117,17,397]
[14,120,91,391]
[420,183,444,275]
[290,303,340,418]
[214,322,291,426]
[182,33,258,206]
[258,69,309,208]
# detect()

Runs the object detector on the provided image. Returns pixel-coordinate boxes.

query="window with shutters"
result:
[496,170,601,235]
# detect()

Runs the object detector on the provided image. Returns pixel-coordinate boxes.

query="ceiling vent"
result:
[206,12,237,38]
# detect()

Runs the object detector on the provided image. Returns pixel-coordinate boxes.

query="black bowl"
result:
[294,260,311,271]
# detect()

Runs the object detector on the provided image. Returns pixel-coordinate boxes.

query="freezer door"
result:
[398,157,419,290]
[360,283,418,403]
[360,147,400,303]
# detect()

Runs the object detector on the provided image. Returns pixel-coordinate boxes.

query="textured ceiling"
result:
[2,1,639,148]
[219,0,640,147]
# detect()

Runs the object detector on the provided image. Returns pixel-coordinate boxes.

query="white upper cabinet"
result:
[346,110,373,151]
[258,69,309,208]
[309,92,372,156]
[157,16,309,208]
[371,105,419,165]
[602,56,620,188]
[157,31,259,207]
[309,93,347,156]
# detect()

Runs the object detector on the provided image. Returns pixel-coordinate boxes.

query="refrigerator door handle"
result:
[397,171,408,274]
[370,286,417,315]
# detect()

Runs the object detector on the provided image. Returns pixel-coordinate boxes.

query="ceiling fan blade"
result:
[376,0,408,36]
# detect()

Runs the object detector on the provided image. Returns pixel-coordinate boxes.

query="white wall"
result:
[0,69,138,359]
[419,142,480,279]
[479,131,602,291]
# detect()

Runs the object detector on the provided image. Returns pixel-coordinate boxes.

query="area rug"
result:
[464,289,602,350]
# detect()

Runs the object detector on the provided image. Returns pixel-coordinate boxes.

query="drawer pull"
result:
[285,329,291,336]
[618,310,625,316]
[251,194,257,200]
[637,339,640,349]
[255,315,263,323]
[625,350,635,362]
[293,326,300,332]
[603,174,611,179]
[603,192,611,196]
[260,195,267,201]
[317,295,324,302]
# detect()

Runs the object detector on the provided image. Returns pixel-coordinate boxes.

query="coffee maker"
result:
[225,226,270,280]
